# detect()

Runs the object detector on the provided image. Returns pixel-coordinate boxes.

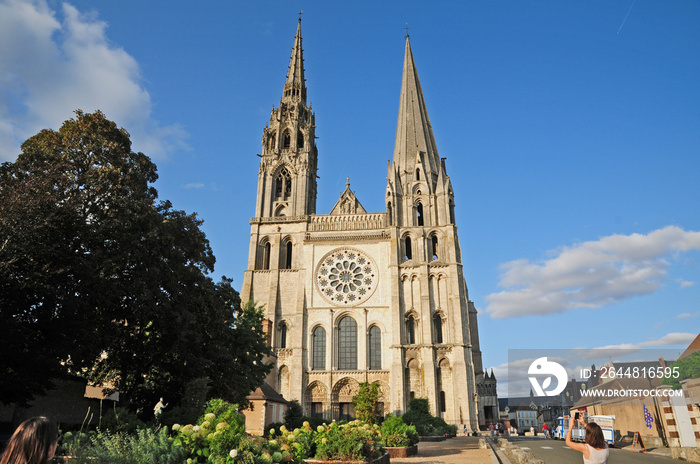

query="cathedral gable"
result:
[329,178,367,215]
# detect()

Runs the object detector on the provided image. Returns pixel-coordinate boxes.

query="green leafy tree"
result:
[0,110,271,411]
[352,382,381,425]
[663,352,700,389]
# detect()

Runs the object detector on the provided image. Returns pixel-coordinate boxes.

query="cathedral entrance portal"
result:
[331,377,360,421]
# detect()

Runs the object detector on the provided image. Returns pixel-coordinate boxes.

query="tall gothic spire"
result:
[392,35,440,175]
[282,18,306,104]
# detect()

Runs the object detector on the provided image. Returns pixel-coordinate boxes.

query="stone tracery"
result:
[315,248,378,306]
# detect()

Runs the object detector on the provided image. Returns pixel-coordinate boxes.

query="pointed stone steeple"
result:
[386,35,455,228]
[254,19,317,218]
[393,35,440,178]
[282,18,306,104]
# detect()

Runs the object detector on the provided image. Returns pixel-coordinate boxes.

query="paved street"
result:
[393,437,492,464]
[503,436,681,464]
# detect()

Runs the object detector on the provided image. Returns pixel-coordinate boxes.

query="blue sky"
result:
[2,0,698,396]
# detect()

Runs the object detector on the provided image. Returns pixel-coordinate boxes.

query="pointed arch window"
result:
[449,199,455,224]
[368,326,381,370]
[387,202,392,226]
[416,202,424,226]
[431,235,439,260]
[279,323,288,349]
[263,242,271,270]
[312,326,326,370]
[282,130,291,149]
[433,313,444,344]
[416,168,421,181]
[257,239,271,270]
[281,239,293,269]
[297,130,304,149]
[406,315,416,345]
[275,168,292,201]
[337,316,357,370]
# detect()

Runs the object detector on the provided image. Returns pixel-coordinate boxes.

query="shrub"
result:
[163,377,212,426]
[402,398,452,437]
[235,435,269,464]
[313,421,383,461]
[284,400,304,430]
[99,406,145,434]
[380,415,418,447]
[173,398,246,463]
[60,427,185,463]
[265,422,285,437]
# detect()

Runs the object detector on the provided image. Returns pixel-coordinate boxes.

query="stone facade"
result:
[240,20,495,431]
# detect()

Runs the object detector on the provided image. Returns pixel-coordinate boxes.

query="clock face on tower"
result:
[315,248,378,306]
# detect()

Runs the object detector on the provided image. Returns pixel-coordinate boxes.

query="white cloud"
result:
[676,312,698,319]
[0,0,186,161]
[574,332,697,359]
[485,226,700,319]
[678,279,696,289]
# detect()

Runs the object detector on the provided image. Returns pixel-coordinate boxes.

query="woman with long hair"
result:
[0,417,59,464]
[565,414,609,464]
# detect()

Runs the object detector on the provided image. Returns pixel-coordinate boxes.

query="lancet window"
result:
[406,315,416,345]
[368,326,381,370]
[312,326,326,370]
[338,316,357,370]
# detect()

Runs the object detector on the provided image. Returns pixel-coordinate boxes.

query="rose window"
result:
[316,248,378,306]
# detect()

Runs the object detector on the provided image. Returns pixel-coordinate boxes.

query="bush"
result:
[163,377,212,426]
[235,435,269,464]
[301,416,326,429]
[284,400,304,430]
[265,422,285,438]
[402,398,452,437]
[99,406,145,434]
[173,398,246,463]
[313,421,383,461]
[380,415,418,447]
[60,427,185,463]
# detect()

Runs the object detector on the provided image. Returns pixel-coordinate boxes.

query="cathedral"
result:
[240,20,497,431]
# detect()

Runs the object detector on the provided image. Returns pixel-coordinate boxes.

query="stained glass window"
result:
[338,317,357,370]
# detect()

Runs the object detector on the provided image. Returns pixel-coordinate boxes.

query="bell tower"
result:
[255,18,318,218]
[386,35,456,229]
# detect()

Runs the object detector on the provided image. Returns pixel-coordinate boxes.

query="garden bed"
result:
[385,444,418,458]
[305,452,390,464]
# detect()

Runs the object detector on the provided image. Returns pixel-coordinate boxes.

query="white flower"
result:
[193,426,201,432]
[230,449,238,458]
